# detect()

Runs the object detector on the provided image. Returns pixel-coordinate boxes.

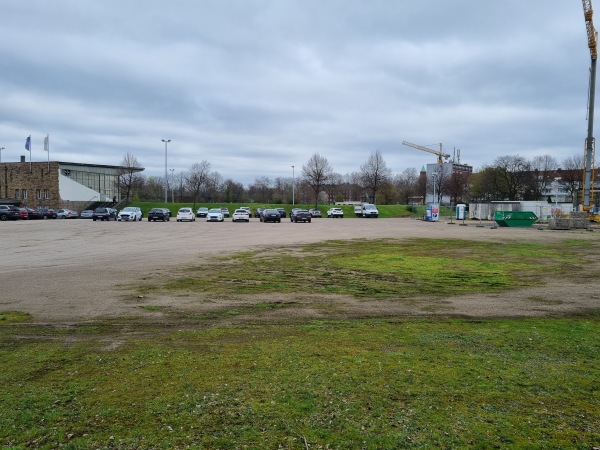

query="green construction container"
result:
[494,210,538,227]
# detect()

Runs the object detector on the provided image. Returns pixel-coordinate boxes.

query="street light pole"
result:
[291,165,295,206]
[0,147,4,163]
[170,168,175,203]
[161,139,171,203]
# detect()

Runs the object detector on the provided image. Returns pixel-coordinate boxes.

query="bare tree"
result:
[302,153,333,208]
[443,172,470,205]
[494,155,531,200]
[185,161,211,209]
[116,152,143,205]
[394,168,419,204]
[529,155,558,200]
[359,150,392,203]
[562,154,584,204]
[248,176,272,203]
[324,172,343,204]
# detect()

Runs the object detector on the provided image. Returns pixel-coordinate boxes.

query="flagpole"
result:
[45,134,49,173]
[28,135,32,172]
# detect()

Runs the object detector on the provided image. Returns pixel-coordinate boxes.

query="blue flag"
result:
[25,136,31,151]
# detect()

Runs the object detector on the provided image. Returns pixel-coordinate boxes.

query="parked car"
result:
[220,207,230,218]
[16,208,29,220]
[57,208,79,219]
[207,208,224,222]
[80,210,94,219]
[196,207,209,218]
[255,207,265,218]
[117,206,143,222]
[261,209,281,223]
[327,207,344,218]
[147,208,170,222]
[0,205,23,221]
[239,206,252,216]
[37,207,57,219]
[176,207,196,222]
[232,209,250,222]
[309,208,322,218]
[92,207,114,221]
[22,207,43,220]
[276,208,287,218]
[291,209,312,223]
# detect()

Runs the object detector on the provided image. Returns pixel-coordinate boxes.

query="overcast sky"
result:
[0,1,592,185]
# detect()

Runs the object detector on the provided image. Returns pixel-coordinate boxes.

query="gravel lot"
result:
[1,217,599,323]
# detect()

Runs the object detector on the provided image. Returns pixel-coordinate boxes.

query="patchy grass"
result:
[0,318,598,448]
[148,238,584,300]
[2,238,598,448]
[0,311,31,323]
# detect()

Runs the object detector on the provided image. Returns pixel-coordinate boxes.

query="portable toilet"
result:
[456,204,467,220]
[426,204,439,222]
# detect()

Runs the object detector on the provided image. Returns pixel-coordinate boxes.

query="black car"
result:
[255,207,265,218]
[23,207,43,220]
[148,208,170,222]
[0,205,22,221]
[290,209,312,223]
[276,208,287,218]
[92,207,116,221]
[261,209,281,223]
[37,207,57,219]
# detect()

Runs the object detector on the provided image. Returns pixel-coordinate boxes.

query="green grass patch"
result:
[155,238,584,299]
[0,318,598,448]
[0,311,31,323]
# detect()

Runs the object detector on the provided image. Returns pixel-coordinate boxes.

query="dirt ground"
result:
[1,217,599,324]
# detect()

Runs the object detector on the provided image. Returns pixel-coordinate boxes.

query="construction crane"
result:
[402,140,450,164]
[582,0,598,211]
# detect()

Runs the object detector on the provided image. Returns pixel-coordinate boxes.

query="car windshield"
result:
[122,207,135,212]
[209,208,221,213]
[96,208,107,213]
[150,208,162,212]
[179,208,191,212]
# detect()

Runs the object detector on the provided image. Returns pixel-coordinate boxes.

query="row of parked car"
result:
[0,205,84,220]
[0,204,349,222]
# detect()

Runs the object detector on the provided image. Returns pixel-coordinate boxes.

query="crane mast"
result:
[582,0,598,209]
[401,140,450,164]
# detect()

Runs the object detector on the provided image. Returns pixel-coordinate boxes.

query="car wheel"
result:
[0,215,7,221]
[308,219,311,223]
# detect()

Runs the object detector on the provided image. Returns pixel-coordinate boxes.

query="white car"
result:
[232,209,250,222]
[207,208,224,222]
[117,206,142,222]
[176,207,196,222]
[327,207,344,218]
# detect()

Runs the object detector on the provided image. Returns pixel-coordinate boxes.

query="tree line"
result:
[116,150,585,206]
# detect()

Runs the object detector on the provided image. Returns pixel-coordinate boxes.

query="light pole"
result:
[170,168,175,203]
[291,165,295,205]
[0,147,4,163]
[553,177,561,216]
[162,139,170,203]
[431,173,437,204]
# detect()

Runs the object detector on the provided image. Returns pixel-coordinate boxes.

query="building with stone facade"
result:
[0,158,144,211]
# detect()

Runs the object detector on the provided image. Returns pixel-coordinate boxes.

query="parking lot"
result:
[1,217,598,323]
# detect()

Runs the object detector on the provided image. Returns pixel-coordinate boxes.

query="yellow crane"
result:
[582,0,598,211]
[401,140,450,164]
